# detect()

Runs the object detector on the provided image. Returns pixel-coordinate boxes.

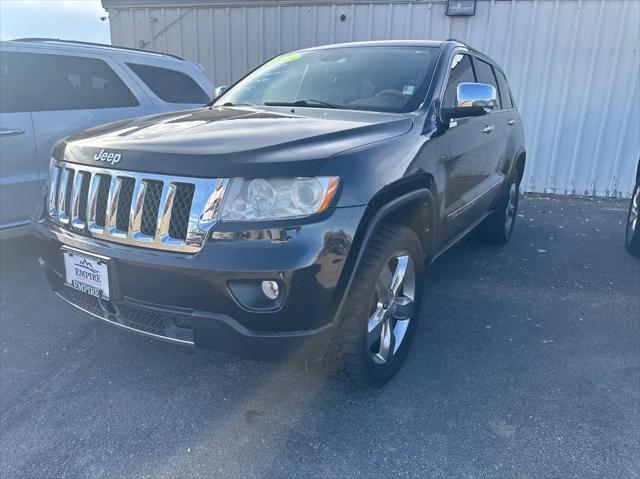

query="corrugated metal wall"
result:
[104,0,640,197]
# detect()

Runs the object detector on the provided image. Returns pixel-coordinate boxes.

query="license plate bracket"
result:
[62,248,111,300]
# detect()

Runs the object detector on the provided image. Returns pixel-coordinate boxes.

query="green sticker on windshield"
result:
[269,53,301,66]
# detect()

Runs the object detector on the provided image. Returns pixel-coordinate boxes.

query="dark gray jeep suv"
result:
[33,40,526,386]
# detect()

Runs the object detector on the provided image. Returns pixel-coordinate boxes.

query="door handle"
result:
[506,119,516,126]
[481,125,495,134]
[0,128,25,137]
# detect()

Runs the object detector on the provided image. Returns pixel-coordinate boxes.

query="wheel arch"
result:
[513,150,526,184]
[329,175,437,326]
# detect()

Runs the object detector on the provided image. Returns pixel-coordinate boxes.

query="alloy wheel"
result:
[505,182,518,234]
[367,251,416,365]
[628,186,639,242]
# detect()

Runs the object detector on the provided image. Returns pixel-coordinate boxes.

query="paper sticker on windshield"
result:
[402,85,415,95]
[269,53,301,66]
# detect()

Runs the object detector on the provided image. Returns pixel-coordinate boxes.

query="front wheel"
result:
[323,223,424,387]
[625,183,640,257]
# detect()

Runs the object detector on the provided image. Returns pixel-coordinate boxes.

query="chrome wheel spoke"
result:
[505,183,518,232]
[367,304,386,348]
[375,320,395,363]
[390,255,409,296]
[630,189,639,230]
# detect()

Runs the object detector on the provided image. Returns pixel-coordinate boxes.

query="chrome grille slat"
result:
[104,176,122,238]
[156,182,176,241]
[70,171,86,230]
[48,165,60,218]
[57,167,71,224]
[129,180,147,240]
[86,172,103,234]
[47,160,227,253]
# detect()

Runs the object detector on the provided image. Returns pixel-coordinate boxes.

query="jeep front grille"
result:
[48,160,227,253]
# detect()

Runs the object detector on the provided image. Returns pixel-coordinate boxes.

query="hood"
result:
[60,106,414,177]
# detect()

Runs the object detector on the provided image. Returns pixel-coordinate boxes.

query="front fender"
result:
[329,188,436,326]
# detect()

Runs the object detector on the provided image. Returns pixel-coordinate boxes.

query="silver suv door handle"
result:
[0,128,25,137]
[481,125,495,134]
[506,119,516,126]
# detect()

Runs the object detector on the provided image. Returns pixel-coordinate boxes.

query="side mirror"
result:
[214,85,229,98]
[441,82,497,121]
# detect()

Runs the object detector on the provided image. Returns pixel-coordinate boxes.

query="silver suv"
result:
[0,38,213,239]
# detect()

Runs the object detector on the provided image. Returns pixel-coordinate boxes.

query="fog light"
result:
[261,280,280,300]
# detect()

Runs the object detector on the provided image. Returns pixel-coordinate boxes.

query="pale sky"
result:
[0,0,110,43]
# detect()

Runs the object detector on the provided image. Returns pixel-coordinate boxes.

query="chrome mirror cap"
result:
[457,82,497,110]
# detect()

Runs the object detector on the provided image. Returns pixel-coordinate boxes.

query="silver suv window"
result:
[126,63,210,104]
[7,52,139,112]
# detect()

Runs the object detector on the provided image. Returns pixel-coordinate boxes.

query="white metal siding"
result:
[105,0,640,197]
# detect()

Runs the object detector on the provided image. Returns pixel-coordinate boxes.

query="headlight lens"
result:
[220,177,339,221]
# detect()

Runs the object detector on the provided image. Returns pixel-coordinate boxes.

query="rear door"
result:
[472,57,509,205]
[0,49,38,231]
[494,67,522,176]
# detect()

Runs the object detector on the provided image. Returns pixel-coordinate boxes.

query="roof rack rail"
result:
[444,38,478,52]
[11,38,185,61]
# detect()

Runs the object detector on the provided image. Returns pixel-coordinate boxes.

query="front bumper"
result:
[32,204,365,360]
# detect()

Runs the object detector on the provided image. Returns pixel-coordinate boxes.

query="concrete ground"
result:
[1,196,638,478]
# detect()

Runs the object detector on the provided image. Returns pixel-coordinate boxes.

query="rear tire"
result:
[625,183,640,257]
[323,223,424,387]
[475,176,520,245]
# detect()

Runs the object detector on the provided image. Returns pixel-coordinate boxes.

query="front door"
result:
[438,53,493,247]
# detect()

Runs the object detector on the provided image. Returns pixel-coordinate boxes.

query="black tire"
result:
[625,183,640,257]
[475,176,520,245]
[323,223,424,387]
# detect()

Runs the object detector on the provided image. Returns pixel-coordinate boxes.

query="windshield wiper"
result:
[263,99,342,109]
[221,102,255,107]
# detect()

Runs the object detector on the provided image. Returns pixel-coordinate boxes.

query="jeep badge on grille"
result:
[94,149,122,165]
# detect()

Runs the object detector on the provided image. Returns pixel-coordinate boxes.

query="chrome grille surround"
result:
[48,159,228,253]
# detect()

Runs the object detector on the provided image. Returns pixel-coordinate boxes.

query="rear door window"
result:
[495,69,514,109]
[473,58,501,109]
[16,52,138,111]
[126,63,210,104]
[442,54,476,108]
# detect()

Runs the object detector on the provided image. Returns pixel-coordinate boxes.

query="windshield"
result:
[216,46,439,113]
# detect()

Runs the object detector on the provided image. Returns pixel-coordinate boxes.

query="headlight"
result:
[219,177,339,221]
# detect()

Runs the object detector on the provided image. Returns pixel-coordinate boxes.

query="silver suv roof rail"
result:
[11,38,185,61]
